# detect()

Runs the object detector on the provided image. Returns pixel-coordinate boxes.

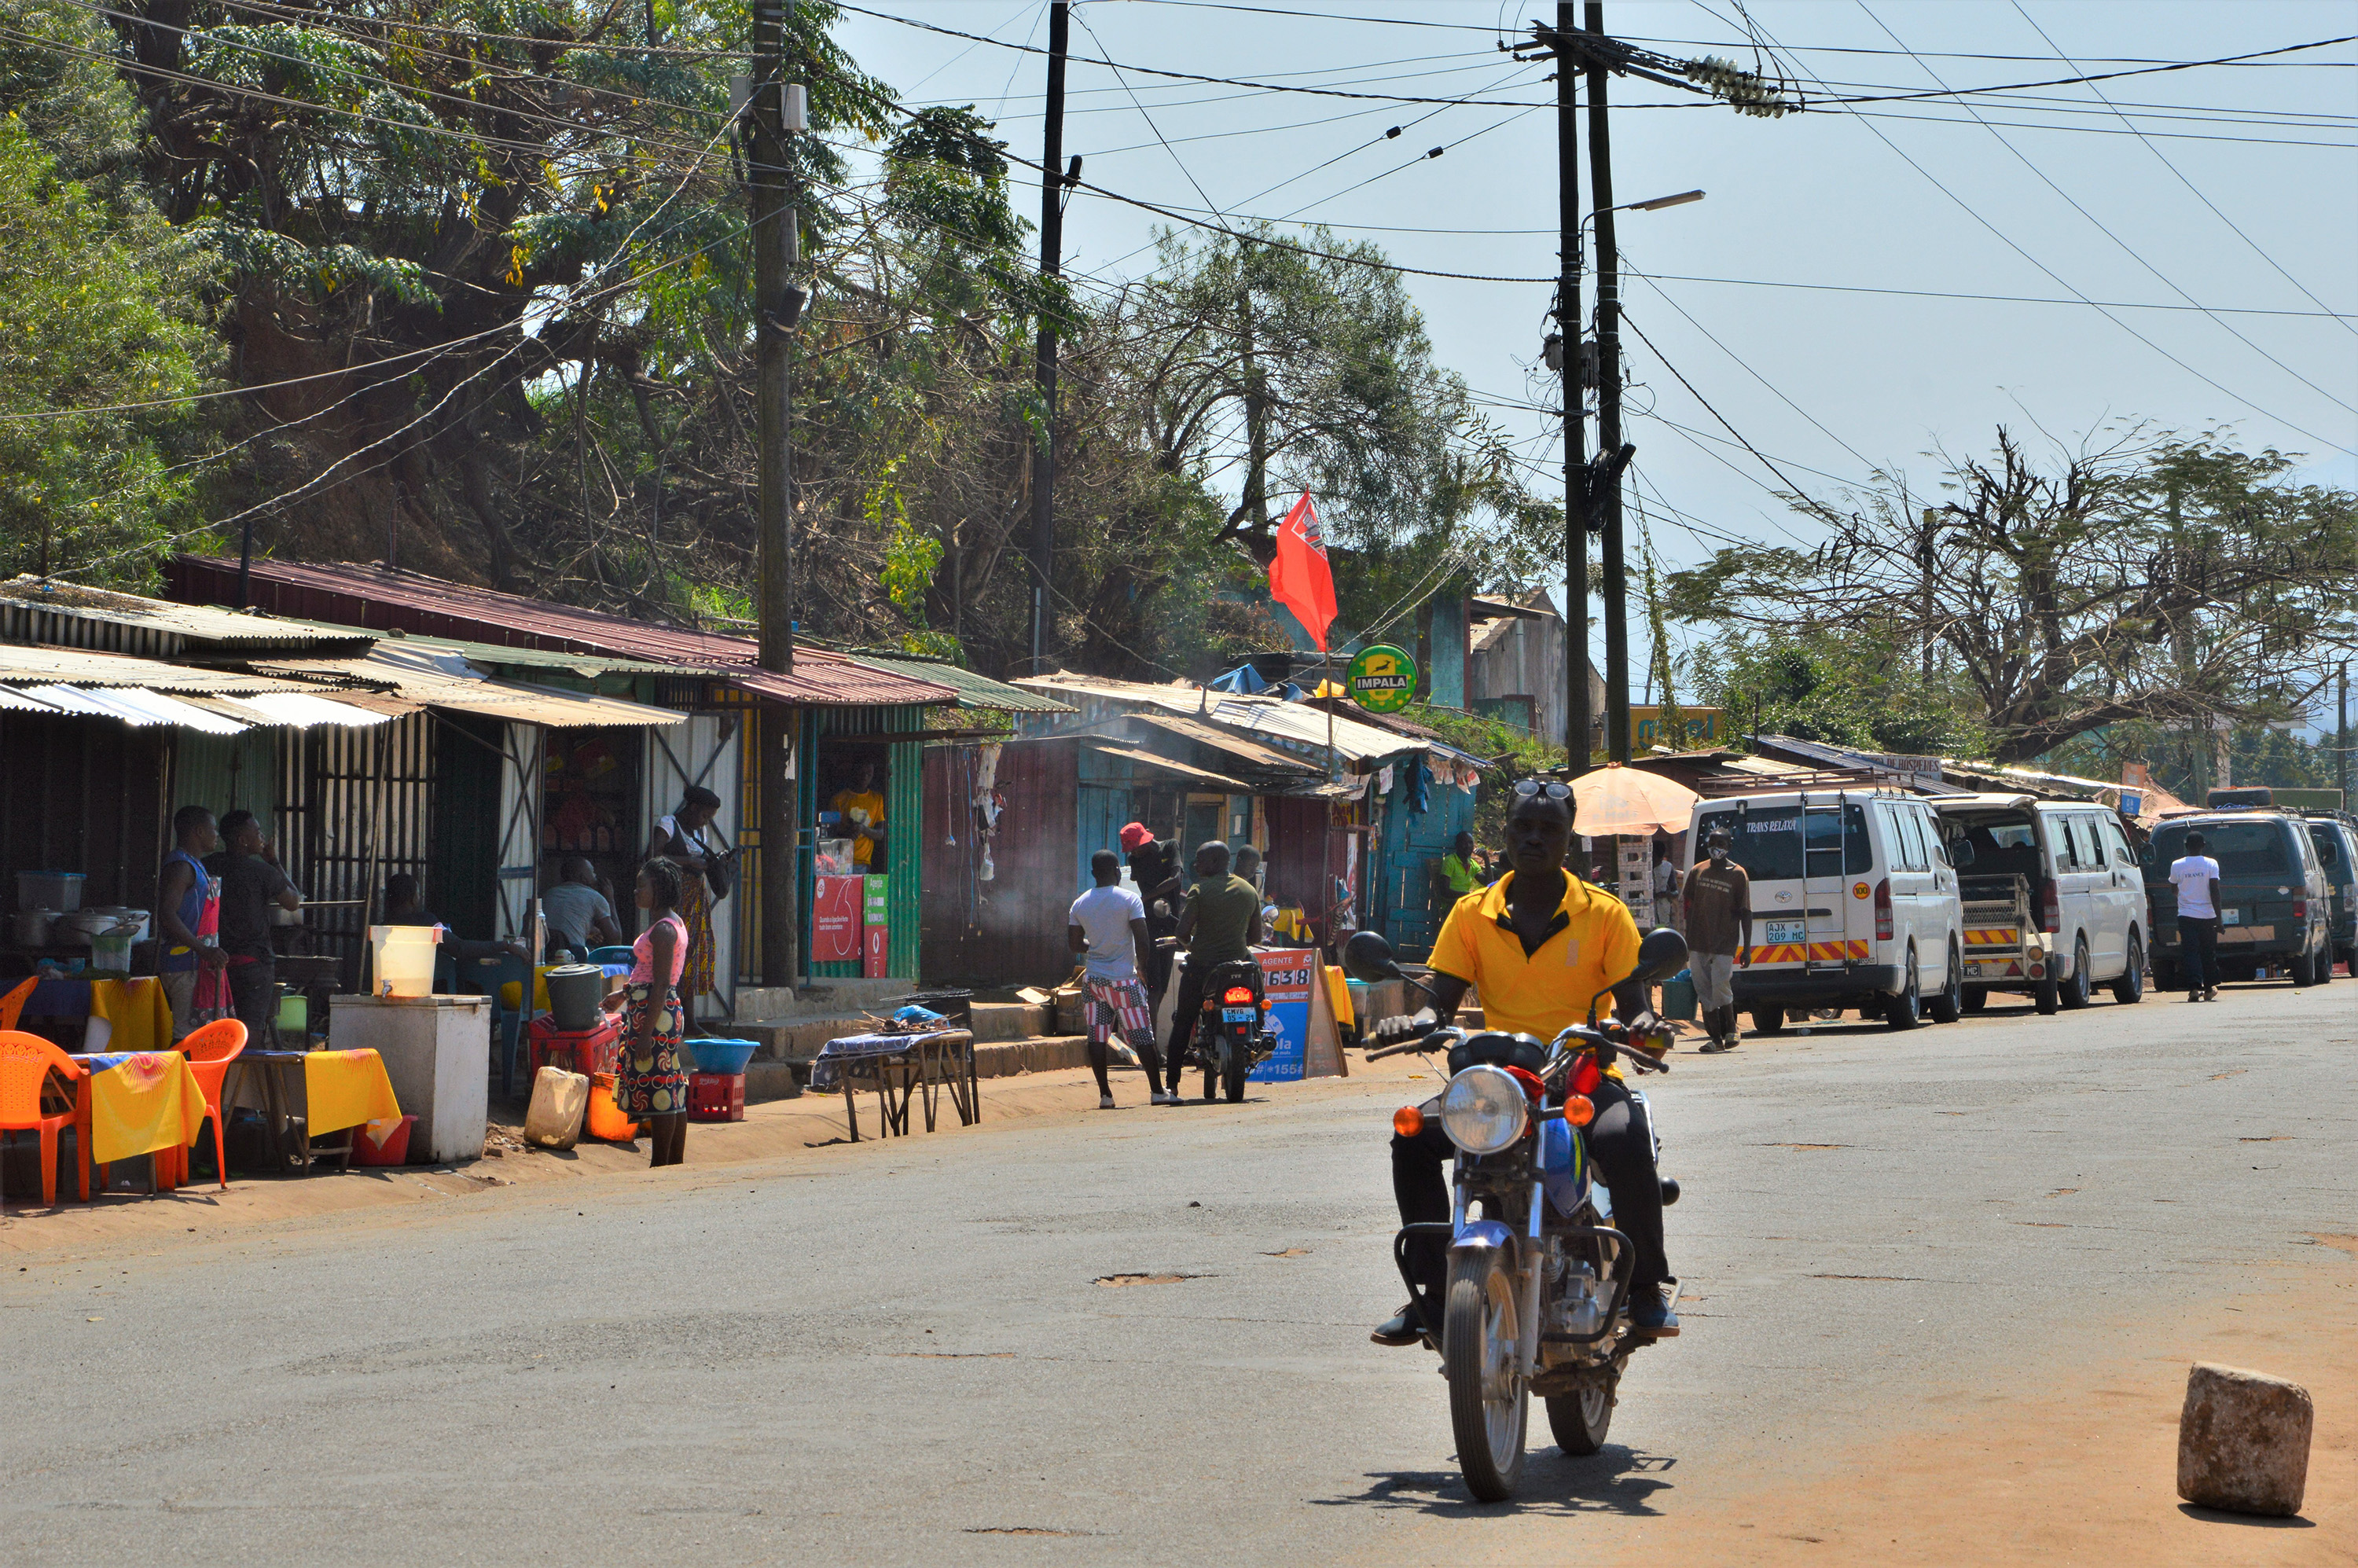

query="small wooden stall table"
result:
[67,1051,206,1197]
[810,1030,977,1142]
[225,1048,403,1176]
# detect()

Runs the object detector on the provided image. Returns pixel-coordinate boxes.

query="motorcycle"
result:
[1187,955,1277,1103]
[1346,926,1689,1503]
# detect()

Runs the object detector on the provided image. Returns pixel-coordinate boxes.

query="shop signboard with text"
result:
[1249,948,1317,1081]
[861,875,891,978]
[812,875,862,965]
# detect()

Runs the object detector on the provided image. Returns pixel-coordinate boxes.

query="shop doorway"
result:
[542,727,645,936]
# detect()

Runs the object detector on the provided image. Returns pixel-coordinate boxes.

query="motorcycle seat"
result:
[1448,1030,1551,1075]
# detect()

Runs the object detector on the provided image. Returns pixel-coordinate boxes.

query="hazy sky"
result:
[827,0,2358,729]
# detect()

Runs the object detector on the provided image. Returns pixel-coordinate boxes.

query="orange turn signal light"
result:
[1562,1094,1596,1128]
[1393,1104,1424,1138]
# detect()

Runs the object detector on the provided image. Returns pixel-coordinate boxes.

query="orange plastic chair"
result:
[0,1030,84,1207]
[0,977,35,1032]
[176,1019,248,1191]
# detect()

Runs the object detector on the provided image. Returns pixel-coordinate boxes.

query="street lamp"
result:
[1581,189,1705,239]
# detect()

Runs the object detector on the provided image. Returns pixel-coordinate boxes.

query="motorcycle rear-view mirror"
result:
[1629,927,1691,986]
[1342,930,1404,983]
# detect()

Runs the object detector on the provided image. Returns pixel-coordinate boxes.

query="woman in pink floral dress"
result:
[615,857,690,1166]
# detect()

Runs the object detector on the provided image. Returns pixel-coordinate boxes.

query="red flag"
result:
[1269,493,1338,652]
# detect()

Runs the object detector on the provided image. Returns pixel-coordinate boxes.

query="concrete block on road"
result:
[2177,1361,2312,1516]
[744,1061,802,1103]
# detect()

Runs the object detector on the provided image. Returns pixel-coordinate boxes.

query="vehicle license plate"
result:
[2220,909,2242,925]
[1221,1007,1257,1022]
[1765,919,1805,946]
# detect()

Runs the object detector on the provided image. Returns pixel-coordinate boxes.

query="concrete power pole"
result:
[2339,660,2350,808]
[1552,2,1590,772]
[1585,1,1631,766]
[752,0,801,986]
[1028,2,1071,674]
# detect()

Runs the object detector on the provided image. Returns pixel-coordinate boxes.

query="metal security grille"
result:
[277,714,434,977]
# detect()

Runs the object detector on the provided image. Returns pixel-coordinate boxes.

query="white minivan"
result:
[1928,794,2150,1012]
[1684,790,1967,1032]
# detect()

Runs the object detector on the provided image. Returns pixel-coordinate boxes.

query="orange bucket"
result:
[586,1072,639,1141]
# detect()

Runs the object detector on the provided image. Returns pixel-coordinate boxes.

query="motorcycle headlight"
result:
[1439,1064,1529,1155]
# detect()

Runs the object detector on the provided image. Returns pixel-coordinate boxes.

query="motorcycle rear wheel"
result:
[1546,1376,1615,1456]
[1222,1055,1248,1103]
[1444,1251,1527,1502]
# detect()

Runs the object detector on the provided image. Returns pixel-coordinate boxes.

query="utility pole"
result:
[751,0,800,986]
[1028,2,1071,674]
[1585,1,1629,764]
[2338,660,2349,808]
[2167,477,2206,799]
[1550,2,1589,773]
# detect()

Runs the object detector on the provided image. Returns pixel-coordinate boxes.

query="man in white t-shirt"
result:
[1068,850,1174,1109]
[2169,832,2224,1003]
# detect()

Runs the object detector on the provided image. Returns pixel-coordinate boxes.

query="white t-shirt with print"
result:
[2169,854,2221,920]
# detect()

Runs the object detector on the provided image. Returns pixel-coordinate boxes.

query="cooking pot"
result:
[57,909,139,946]
[11,909,56,946]
[86,906,150,942]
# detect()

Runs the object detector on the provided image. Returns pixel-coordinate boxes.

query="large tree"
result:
[1669,427,2358,764]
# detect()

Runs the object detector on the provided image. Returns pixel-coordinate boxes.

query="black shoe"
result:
[1371,1305,1425,1346]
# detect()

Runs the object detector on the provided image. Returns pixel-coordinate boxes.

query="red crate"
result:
[528,1014,621,1079]
[688,1070,745,1122]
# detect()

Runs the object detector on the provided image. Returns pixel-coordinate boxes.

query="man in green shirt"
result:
[1441,830,1483,897]
[1162,841,1265,1096]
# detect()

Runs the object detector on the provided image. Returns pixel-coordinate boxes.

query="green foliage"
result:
[1684,627,1989,758]
[1398,702,1569,847]
[0,115,219,585]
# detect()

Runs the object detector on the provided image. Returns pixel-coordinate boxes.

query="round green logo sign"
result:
[1346,644,1417,714]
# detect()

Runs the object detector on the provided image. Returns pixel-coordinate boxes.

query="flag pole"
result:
[1325,645,1336,780]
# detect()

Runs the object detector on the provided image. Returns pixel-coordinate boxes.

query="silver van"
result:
[1930,795,2150,1012]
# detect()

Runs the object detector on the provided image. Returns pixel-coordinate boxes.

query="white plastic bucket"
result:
[368,924,441,997]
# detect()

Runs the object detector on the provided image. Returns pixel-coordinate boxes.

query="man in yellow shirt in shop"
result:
[829,764,887,869]
[1370,780,1677,1346]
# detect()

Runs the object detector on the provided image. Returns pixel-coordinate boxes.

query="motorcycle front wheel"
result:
[1546,1375,1615,1456]
[1444,1250,1527,1502]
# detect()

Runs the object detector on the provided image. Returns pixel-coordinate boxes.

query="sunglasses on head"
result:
[1511,779,1573,801]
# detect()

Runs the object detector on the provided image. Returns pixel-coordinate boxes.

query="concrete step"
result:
[745,1060,803,1103]
[968,1001,1048,1043]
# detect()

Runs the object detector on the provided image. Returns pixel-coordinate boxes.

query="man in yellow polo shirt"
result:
[1371,780,1677,1346]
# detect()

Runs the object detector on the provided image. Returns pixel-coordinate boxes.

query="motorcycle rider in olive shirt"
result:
[1161,841,1265,1096]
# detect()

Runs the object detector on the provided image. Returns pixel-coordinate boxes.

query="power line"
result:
[1855,2,2354,418]
[1711,6,2356,457]
[2008,0,2358,340]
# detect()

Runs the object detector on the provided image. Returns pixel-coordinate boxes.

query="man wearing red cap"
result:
[1121,823,1181,998]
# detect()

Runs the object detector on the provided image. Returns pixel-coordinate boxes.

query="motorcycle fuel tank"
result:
[1541,1116,1590,1217]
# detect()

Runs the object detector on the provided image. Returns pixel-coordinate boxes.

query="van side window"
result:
[2314,828,2344,871]
[2061,816,2093,870]
[2101,817,2135,868]
[1893,804,1927,872]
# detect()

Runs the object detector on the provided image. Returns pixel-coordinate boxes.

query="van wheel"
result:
[1886,950,1922,1031]
[2059,938,2093,1009]
[1751,1006,1785,1036]
[2290,946,2318,987]
[1928,940,1963,1023]
[2111,932,2145,1004]
[1961,987,1988,1014]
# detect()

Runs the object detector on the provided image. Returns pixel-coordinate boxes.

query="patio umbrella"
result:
[1569,762,1702,838]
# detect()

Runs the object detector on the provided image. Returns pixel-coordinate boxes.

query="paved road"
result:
[4,979,2351,1564]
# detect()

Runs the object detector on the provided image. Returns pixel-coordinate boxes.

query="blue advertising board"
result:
[1249,949,1317,1081]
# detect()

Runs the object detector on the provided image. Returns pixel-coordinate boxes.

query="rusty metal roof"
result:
[167,556,957,708]
[0,641,329,693]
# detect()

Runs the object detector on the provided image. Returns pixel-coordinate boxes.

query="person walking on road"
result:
[1684,828,1753,1052]
[2170,832,2224,1002]
[1069,850,1173,1109]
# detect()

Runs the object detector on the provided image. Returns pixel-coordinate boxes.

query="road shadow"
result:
[2176,1504,2313,1529]
[1313,1445,1676,1517]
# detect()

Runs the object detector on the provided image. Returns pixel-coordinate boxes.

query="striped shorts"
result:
[1083,977,1155,1049]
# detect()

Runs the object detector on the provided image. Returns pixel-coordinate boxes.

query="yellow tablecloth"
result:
[86,978,173,1053]
[79,1052,206,1166]
[302,1048,402,1136]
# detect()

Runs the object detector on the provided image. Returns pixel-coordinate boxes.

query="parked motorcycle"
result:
[1347,927,1689,1503]
[1188,956,1277,1103]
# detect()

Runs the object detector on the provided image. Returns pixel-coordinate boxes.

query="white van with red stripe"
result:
[1685,790,1967,1032]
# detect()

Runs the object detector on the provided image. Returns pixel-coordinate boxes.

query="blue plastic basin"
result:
[684,1037,759,1075]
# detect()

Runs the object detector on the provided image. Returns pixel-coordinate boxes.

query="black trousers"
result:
[1391,1074,1666,1332]
[227,956,279,1049]
[1162,957,1262,1091]
[2178,916,2220,993]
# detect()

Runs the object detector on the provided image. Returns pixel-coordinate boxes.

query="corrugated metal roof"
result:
[1020,673,1430,768]
[170,556,956,708]
[0,641,327,693]
[262,645,684,728]
[848,652,1076,713]
[22,684,250,733]
[266,618,711,678]
[1085,741,1253,792]
[0,575,367,655]
[1123,712,1321,776]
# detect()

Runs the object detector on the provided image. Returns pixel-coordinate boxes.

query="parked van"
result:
[2146,812,2335,988]
[1685,790,1965,1033]
[1929,795,2150,1013]
[2301,812,2357,974]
